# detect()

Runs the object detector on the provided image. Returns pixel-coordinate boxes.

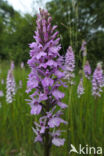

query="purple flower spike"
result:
[10,61,15,70]
[64,46,75,85]
[81,40,86,52]
[84,61,91,79]
[81,40,87,56]
[77,78,84,98]
[27,9,67,148]
[6,69,16,103]
[92,62,104,97]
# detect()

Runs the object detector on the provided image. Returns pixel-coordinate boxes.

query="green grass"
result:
[0,62,104,156]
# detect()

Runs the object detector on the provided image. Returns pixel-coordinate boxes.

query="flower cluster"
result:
[11,61,15,70]
[27,9,67,147]
[92,62,104,97]
[64,46,75,85]
[32,107,67,146]
[77,78,84,98]
[84,61,91,79]
[6,69,16,103]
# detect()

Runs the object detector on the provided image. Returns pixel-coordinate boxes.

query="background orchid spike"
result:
[77,78,84,98]
[84,61,91,79]
[92,62,104,97]
[27,8,67,154]
[10,61,15,70]
[6,69,16,103]
[64,46,75,85]
[21,62,24,69]
[81,40,87,57]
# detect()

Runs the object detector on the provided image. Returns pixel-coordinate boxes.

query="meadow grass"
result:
[0,62,104,156]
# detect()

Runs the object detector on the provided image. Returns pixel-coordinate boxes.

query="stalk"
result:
[82,48,87,85]
[27,9,67,155]
[44,100,52,156]
[44,129,51,156]
[67,84,74,155]
[64,46,75,155]
[94,97,98,124]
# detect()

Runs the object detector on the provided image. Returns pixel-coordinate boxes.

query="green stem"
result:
[44,99,52,156]
[12,102,19,149]
[44,129,51,156]
[82,47,87,83]
[68,85,72,121]
[94,97,98,124]
[67,84,73,155]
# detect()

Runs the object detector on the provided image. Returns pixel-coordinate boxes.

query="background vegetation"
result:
[0,0,104,67]
[0,62,104,156]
